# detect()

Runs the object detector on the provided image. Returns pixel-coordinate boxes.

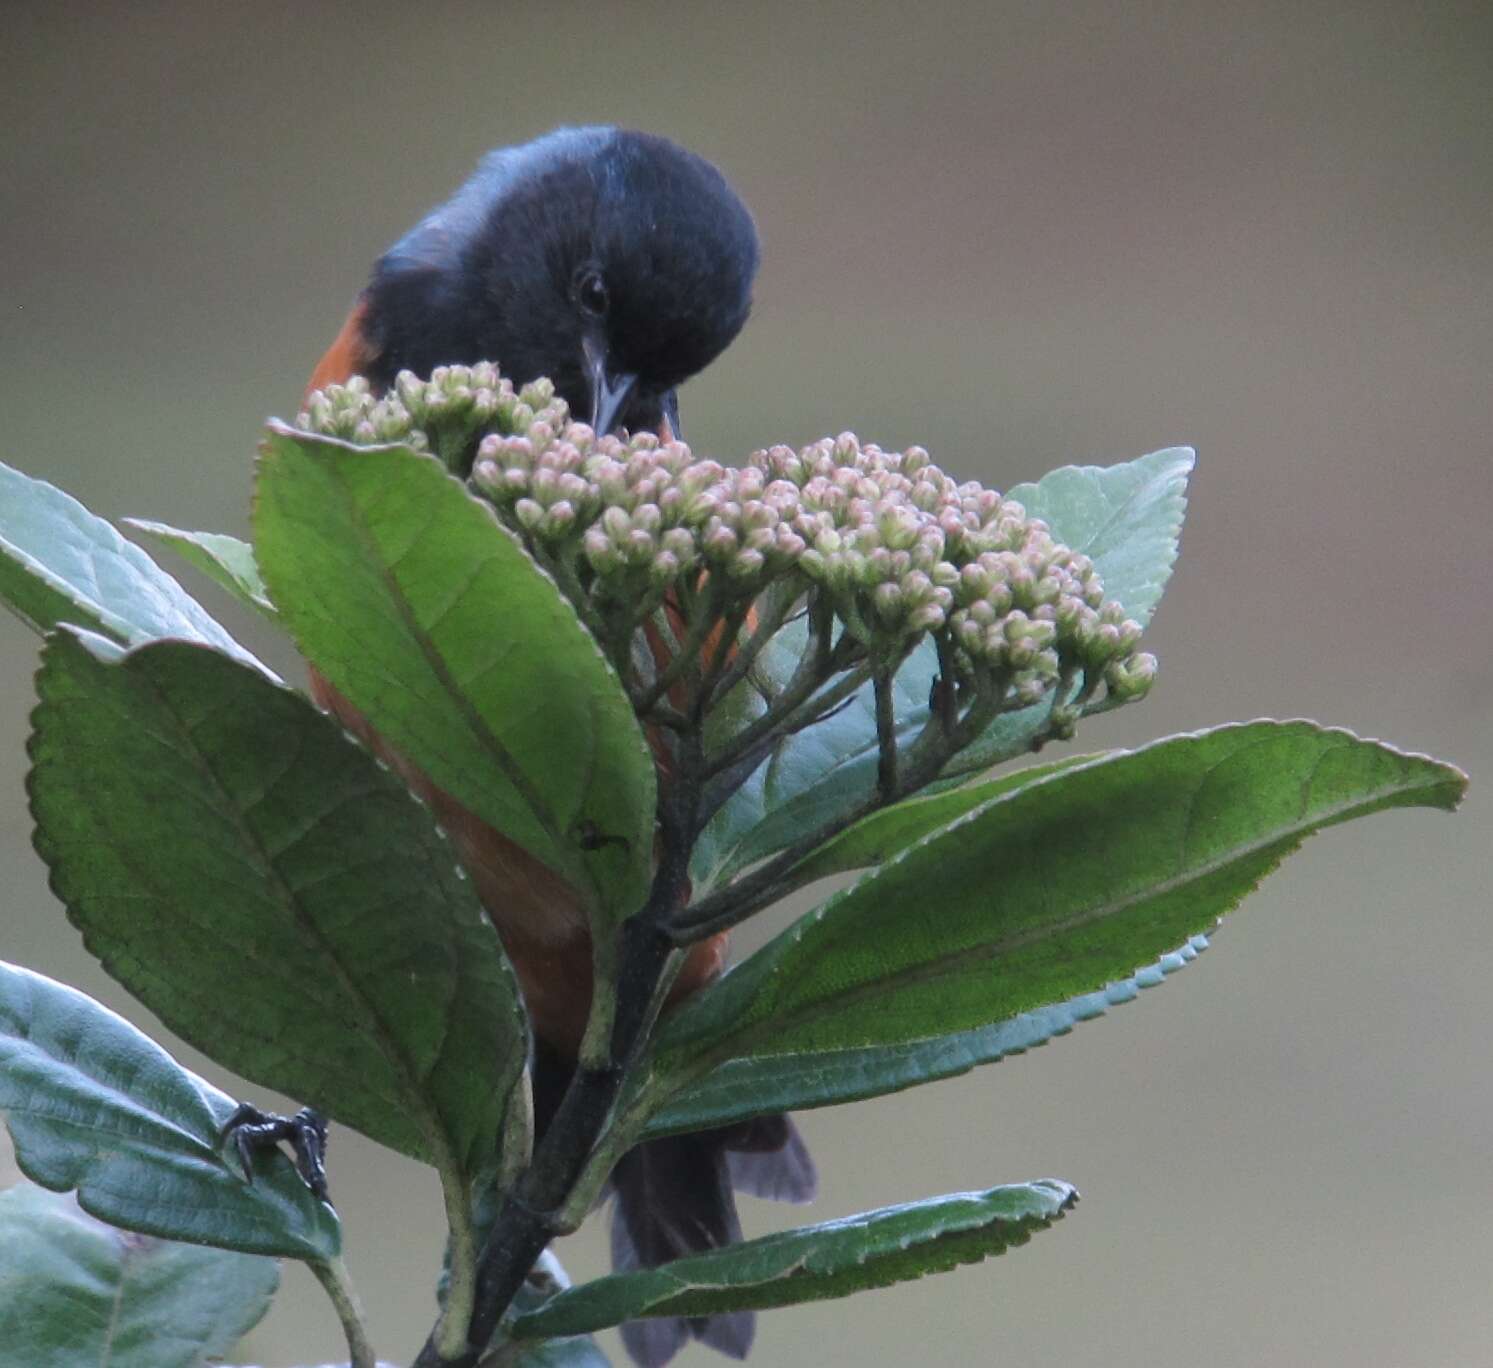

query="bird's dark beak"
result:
[659,389,683,443]
[584,336,638,436]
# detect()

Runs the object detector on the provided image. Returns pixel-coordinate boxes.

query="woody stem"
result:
[412,755,701,1367]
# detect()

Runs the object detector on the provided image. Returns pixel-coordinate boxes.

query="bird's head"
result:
[364,127,759,438]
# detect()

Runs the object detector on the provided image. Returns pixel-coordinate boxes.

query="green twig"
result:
[632,586,721,715]
[436,1177,480,1361]
[497,1069,534,1194]
[410,764,702,1368]
[672,675,1009,944]
[704,583,801,706]
[310,1255,377,1368]
[873,666,898,800]
[703,596,835,772]
[693,599,751,720]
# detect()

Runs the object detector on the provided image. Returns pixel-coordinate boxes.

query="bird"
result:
[303,127,815,1366]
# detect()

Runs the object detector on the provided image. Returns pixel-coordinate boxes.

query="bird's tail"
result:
[608,1113,817,1367]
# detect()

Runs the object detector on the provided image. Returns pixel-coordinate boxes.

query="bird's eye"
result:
[575,269,609,318]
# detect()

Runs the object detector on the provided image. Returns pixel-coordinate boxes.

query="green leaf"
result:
[642,936,1207,1139]
[123,520,276,615]
[658,722,1465,1074]
[786,751,1100,885]
[693,447,1195,884]
[0,459,264,670]
[253,426,655,923]
[0,960,339,1261]
[1007,445,1193,628]
[510,1181,1077,1337]
[27,631,527,1175]
[0,1182,278,1368]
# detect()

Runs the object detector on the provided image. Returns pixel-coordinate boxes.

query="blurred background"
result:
[3,2,1489,1364]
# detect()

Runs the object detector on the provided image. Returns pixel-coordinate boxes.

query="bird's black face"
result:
[578,132,759,436]
[363,128,758,440]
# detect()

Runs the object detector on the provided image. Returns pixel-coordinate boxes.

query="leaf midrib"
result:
[673,746,1448,1073]
[126,650,466,1178]
[317,453,594,907]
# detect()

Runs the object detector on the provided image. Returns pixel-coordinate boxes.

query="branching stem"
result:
[410,613,1102,1364]
[703,596,834,773]
[670,680,1006,944]
[412,745,702,1368]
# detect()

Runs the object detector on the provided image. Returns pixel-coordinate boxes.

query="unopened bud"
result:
[1106,652,1158,701]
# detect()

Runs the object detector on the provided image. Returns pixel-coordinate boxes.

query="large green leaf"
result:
[1007,445,1193,629]
[692,447,1194,885]
[123,520,276,616]
[0,1182,278,1368]
[510,1181,1076,1337]
[658,722,1465,1074]
[642,936,1207,1138]
[27,631,527,1175]
[0,459,262,669]
[0,960,338,1261]
[253,427,655,923]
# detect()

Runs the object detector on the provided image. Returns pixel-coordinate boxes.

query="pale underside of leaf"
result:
[641,935,1208,1138]
[511,1181,1078,1337]
[0,458,267,672]
[0,960,341,1261]
[123,519,277,615]
[1007,444,1194,628]
[0,1182,280,1368]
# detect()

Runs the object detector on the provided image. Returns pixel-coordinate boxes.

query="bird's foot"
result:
[220,1102,331,1203]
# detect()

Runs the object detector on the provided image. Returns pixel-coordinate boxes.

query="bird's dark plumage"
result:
[355,126,759,438]
[309,128,810,1368]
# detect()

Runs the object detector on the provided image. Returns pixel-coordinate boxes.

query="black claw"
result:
[220,1102,331,1203]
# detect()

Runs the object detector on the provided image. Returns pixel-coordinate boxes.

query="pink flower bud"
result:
[541,502,577,536]
[650,551,680,586]
[730,548,765,580]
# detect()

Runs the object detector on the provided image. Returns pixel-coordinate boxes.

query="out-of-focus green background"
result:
[3,3,1489,1364]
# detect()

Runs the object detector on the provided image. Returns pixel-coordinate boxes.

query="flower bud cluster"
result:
[471,427,807,594]
[296,366,1155,708]
[298,376,428,449]
[473,420,1152,701]
[745,435,1148,696]
[297,367,569,470]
